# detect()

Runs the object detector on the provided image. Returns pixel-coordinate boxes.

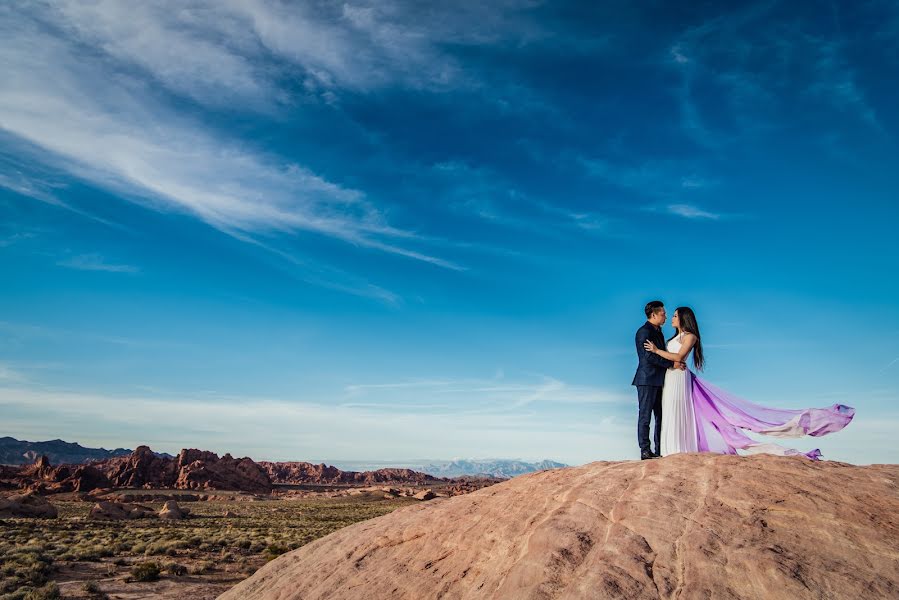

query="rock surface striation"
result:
[219,454,899,600]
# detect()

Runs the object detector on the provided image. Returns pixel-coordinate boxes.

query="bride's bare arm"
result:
[644,334,696,364]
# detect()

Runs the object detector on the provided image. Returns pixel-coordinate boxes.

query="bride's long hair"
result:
[670,306,705,371]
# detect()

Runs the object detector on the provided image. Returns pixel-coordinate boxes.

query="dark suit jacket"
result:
[632,321,675,387]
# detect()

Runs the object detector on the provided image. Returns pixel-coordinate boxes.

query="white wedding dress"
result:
[660,333,698,455]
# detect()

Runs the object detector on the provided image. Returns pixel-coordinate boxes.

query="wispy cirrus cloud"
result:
[640,203,742,221]
[343,374,629,415]
[581,157,719,199]
[0,3,461,289]
[0,383,630,463]
[38,0,543,106]
[0,171,63,207]
[666,204,722,220]
[665,2,884,148]
[0,363,26,383]
[0,231,36,248]
[436,160,613,240]
[56,253,139,273]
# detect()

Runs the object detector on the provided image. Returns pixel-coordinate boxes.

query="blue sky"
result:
[1,0,897,466]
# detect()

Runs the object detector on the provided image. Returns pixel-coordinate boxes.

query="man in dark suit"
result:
[632,300,685,460]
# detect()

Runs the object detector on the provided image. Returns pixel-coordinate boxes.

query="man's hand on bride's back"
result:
[673,361,687,371]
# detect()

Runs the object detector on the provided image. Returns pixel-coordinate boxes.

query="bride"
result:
[643,307,854,459]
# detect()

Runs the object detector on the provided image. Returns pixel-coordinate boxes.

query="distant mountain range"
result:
[1,437,566,479]
[421,459,568,478]
[0,436,169,465]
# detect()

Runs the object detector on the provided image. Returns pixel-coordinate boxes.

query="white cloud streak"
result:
[56,253,139,273]
[0,383,632,464]
[0,3,462,294]
[342,375,630,414]
[666,3,884,147]
[666,204,721,220]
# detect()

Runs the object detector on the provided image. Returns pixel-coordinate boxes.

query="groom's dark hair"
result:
[644,300,665,318]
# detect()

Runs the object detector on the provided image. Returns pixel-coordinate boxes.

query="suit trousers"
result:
[636,385,663,453]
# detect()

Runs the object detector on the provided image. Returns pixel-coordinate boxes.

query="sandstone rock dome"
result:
[219,454,899,599]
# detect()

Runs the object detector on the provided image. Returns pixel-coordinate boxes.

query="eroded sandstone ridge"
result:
[219,453,899,600]
[259,461,441,486]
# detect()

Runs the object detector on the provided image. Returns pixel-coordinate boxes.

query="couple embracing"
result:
[632,300,855,461]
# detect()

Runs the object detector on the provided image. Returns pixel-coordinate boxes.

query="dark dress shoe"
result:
[640,451,657,460]
[651,451,661,458]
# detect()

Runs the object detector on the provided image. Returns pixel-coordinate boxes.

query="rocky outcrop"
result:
[102,446,179,488]
[6,456,112,494]
[219,454,899,600]
[98,447,271,493]
[412,489,435,501]
[1,448,498,497]
[159,500,189,520]
[0,492,58,518]
[174,450,271,493]
[67,465,111,492]
[259,462,443,486]
[89,501,155,520]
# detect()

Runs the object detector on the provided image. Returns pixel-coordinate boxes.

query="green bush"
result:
[263,543,289,562]
[163,562,187,576]
[23,582,60,600]
[189,560,215,575]
[129,561,160,582]
[82,580,109,600]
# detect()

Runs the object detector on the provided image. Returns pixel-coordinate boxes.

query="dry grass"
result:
[0,493,416,599]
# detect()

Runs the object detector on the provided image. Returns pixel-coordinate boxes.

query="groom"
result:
[632,301,684,460]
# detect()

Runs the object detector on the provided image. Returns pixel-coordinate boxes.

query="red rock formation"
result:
[96,447,271,493]
[68,465,111,492]
[219,454,899,600]
[101,445,178,488]
[174,451,271,493]
[5,456,111,493]
[159,500,189,520]
[89,501,155,520]
[258,462,442,486]
[2,448,497,496]
[0,491,57,518]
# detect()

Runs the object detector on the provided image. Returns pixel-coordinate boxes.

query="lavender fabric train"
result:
[691,374,856,460]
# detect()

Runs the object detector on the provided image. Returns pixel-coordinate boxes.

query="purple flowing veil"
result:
[690,373,855,460]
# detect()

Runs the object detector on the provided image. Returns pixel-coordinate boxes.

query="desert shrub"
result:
[144,540,180,556]
[82,580,109,600]
[14,556,54,588]
[263,543,289,562]
[162,561,187,576]
[0,576,23,594]
[189,560,215,575]
[110,541,128,554]
[23,582,60,600]
[71,546,102,562]
[129,561,160,582]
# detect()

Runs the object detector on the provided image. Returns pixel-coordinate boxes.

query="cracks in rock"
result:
[353,532,427,569]
[423,550,454,571]
[672,460,721,599]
